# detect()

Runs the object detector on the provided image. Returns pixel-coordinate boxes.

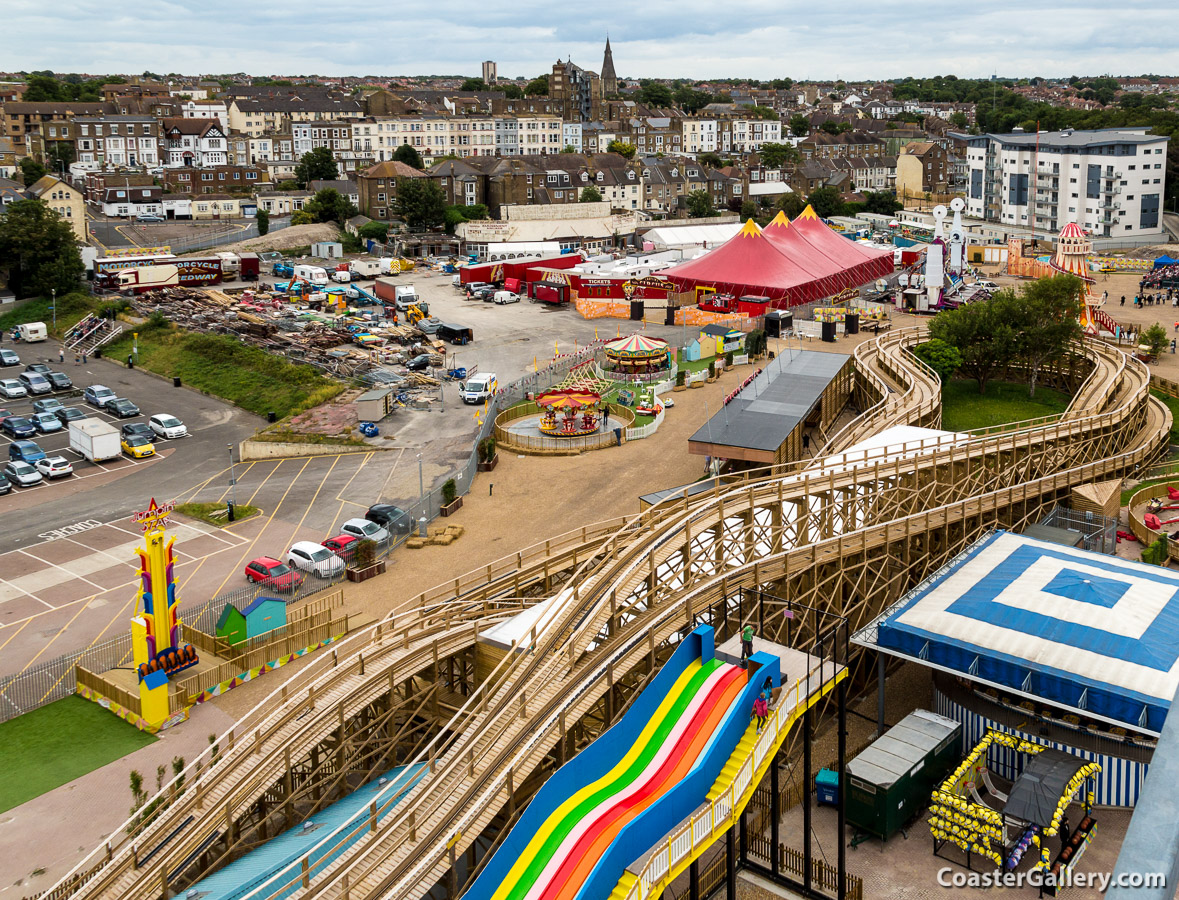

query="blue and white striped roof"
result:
[865,531,1179,735]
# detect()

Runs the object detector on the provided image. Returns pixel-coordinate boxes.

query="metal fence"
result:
[120,217,291,255]
[1037,504,1119,555]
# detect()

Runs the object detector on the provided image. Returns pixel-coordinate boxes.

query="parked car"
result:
[8,440,46,463]
[0,378,28,399]
[121,434,155,458]
[340,517,390,544]
[45,371,72,390]
[3,460,41,487]
[149,414,187,439]
[286,541,345,578]
[136,214,165,223]
[1,416,36,438]
[477,286,498,302]
[104,398,141,418]
[0,408,12,424]
[322,534,359,562]
[0,348,19,367]
[493,290,520,304]
[121,421,154,440]
[17,372,51,395]
[365,504,414,535]
[35,456,73,479]
[31,412,63,434]
[244,556,304,591]
[975,279,999,291]
[0,470,10,495]
[406,354,432,372]
[24,364,51,375]
[84,385,116,407]
[32,397,63,415]
[54,406,87,425]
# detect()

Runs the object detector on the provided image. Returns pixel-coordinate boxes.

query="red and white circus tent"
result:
[658,206,894,308]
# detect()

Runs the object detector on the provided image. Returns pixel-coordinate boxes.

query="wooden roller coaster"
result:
[45,328,1169,900]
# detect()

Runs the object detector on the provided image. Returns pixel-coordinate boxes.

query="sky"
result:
[7,1,1179,82]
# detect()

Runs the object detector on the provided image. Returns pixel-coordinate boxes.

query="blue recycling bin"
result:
[815,768,839,807]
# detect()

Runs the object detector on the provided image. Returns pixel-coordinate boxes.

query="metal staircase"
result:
[65,314,124,355]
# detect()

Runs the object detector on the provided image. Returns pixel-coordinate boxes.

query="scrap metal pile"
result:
[127,287,445,389]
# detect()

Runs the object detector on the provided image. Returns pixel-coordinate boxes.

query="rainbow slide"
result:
[466,626,780,900]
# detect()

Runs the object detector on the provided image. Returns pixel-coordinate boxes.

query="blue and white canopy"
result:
[855,531,1179,735]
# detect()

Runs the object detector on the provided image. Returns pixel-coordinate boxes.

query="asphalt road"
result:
[85,213,262,254]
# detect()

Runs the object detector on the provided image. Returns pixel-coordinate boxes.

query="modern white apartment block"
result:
[957,127,1168,240]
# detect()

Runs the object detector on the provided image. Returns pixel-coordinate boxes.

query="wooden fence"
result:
[75,665,186,718]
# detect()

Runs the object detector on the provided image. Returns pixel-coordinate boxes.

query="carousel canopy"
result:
[604,333,670,358]
[658,208,893,307]
[534,388,601,410]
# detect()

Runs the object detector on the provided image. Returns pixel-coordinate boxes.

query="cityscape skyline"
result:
[7,0,1179,81]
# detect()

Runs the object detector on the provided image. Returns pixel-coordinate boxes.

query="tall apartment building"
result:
[957,128,1169,240]
[351,115,497,165]
[548,59,602,122]
[482,61,497,85]
[73,115,163,168]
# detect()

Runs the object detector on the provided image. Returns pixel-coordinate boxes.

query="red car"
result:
[244,556,304,592]
[322,534,359,562]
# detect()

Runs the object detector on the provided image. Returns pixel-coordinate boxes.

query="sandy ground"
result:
[199,222,342,255]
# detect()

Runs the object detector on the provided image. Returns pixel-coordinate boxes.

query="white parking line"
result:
[16,549,107,591]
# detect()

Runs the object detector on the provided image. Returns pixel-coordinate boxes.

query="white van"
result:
[293,265,329,285]
[17,322,47,342]
[461,372,498,404]
[493,290,520,305]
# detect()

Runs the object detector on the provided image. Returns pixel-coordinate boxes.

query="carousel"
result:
[1051,222,1099,332]
[536,388,605,437]
[603,333,671,378]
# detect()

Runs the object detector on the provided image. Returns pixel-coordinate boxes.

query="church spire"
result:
[601,35,618,97]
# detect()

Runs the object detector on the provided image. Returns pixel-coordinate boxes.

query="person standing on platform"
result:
[741,622,754,667]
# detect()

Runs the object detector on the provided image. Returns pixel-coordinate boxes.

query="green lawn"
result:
[0,696,156,813]
[0,292,99,340]
[940,380,1072,432]
[1151,389,1179,445]
[176,501,260,526]
[104,326,345,420]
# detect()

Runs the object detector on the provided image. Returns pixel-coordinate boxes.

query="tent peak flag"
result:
[737,219,763,238]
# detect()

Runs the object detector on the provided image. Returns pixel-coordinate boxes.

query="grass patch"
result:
[104,325,345,419]
[941,380,1071,432]
[252,427,368,446]
[176,501,260,526]
[0,695,156,813]
[1151,389,1179,445]
[279,245,312,258]
[0,291,99,340]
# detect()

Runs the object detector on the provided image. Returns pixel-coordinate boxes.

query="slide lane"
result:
[492,658,726,900]
[538,666,747,900]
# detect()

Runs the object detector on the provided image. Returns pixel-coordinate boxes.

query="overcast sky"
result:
[8,1,1178,81]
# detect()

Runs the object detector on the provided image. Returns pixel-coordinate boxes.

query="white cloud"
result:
[5,1,1177,80]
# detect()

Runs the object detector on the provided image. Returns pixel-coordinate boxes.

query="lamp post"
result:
[227,443,238,518]
[51,288,56,329]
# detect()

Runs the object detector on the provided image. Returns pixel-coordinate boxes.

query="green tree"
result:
[927,295,1019,395]
[949,111,969,129]
[443,203,489,234]
[460,78,488,92]
[747,105,778,120]
[255,208,270,236]
[290,209,314,225]
[357,221,389,241]
[501,84,524,99]
[579,185,602,203]
[392,144,425,170]
[805,186,843,219]
[638,81,674,108]
[1141,322,1169,360]
[21,74,64,102]
[293,147,337,187]
[862,191,904,215]
[685,190,716,218]
[788,114,810,137]
[19,157,47,187]
[672,86,713,113]
[303,188,358,226]
[836,121,854,134]
[739,199,758,220]
[395,178,447,229]
[744,329,767,358]
[277,179,300,191]
[560,145,577,153]
[606,140,637,160]
[757,142,800,168]
[1010,275,1083,397]
[698,151,723,168]
[525,76,549,96]
[777,192,806,218]
[45,143,75,174]
[912,338,963,383]
[820,120,841,135]
[0,199,85,298]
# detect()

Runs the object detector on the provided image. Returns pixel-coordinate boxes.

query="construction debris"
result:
[126,286,450,390]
